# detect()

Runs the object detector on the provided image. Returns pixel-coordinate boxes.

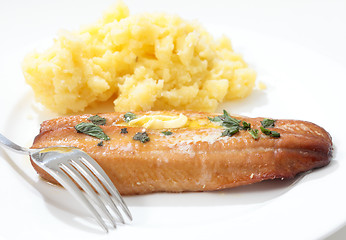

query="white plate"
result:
[1,8,346,240]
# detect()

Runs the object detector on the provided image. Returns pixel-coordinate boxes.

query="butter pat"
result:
[128,114,188,129]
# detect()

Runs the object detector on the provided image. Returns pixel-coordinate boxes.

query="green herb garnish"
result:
[208,110,241,129]
[221,127,239,137]
[209,110,280,140]
[248,129,259,140]
[74,122,110,140]
[221,110,241,128]
[260,126,280,138]
[161,131,173,136]
[260,126,272,135]
[124,112,137,123]
[97,141,104,146]
[121,128,128,134]
[261,118,276,128]
[133,132,150,143]
[208,116,222,123]
[209,110,242,137]
[87,115,106,125]
[241,121,251,130]
[270,130,280,138]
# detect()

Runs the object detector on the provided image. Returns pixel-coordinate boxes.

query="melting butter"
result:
[119,113,222,129]
[128,114,188,129]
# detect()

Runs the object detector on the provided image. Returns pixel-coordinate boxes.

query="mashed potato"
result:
[22,1,256,114]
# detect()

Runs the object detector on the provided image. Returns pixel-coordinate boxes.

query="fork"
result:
[0,133,132,232]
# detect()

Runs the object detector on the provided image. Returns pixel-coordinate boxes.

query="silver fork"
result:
[0,133,132,232]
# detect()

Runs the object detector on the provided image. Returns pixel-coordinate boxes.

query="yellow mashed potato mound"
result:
[22,1,256,114]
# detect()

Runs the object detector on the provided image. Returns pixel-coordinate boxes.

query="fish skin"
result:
[31,111,333,195]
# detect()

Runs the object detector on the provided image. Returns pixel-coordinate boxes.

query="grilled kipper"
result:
[31,111,333,195]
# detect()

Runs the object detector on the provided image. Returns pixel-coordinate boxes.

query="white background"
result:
[0,0,345,239]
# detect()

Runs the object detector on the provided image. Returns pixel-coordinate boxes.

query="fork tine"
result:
[46,166,109,232]
[69,158,125,224]
[59,163,118,229]
[79,154,133,221]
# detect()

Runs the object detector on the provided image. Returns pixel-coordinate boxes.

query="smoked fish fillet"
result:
[31,111,333,195]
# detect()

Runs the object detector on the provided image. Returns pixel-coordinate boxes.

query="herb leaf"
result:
[209,110,241,128]
[133,132,150,143]
[221,110,241,128]
[260,126,280,138]
[241,121,251,130]
[270,130,280,138]
[97,141,104,146]
[124,112,137,123]
[121,128,128,134]
[74,122,110,140]
[88,115,106,125]
[161,131,173,136]
[260,126,272,135]
[208,116,223,123]
[248,129,259,140]
[209,110,243,137]
[261,118,276,128]
[221,127,239,137]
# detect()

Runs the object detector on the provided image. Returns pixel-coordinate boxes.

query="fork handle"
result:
[0,133,30,155]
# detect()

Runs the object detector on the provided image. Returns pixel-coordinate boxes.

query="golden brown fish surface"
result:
[31,111,333,195]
